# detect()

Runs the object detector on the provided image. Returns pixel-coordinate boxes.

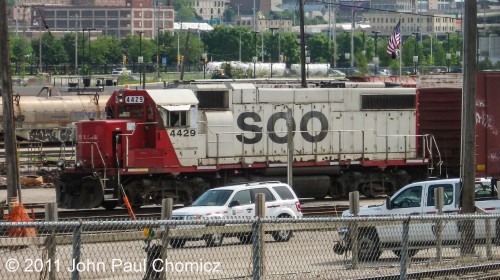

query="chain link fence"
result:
[1,214,500,279]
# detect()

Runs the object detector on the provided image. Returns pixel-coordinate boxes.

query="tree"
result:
[176,6,196,22]
[307,33,332,63]
[91,36,123,67]
[172,0,194,10]
[10,36,33,75]
[31,33,68,73]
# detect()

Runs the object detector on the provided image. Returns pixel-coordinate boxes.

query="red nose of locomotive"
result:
[76,119,130,169]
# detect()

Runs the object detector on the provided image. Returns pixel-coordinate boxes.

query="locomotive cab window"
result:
[160,105,191,127]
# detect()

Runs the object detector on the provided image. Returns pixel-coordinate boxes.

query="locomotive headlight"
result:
[75,160,83,169]
[57,159,65,170]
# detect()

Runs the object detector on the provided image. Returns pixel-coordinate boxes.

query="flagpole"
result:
[399,16,402,82]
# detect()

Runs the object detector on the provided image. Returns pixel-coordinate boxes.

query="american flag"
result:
[386,20,401,56]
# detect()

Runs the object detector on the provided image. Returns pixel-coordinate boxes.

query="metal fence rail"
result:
[2,213,500,279]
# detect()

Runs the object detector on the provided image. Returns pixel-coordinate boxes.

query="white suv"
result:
[170,181,302,248]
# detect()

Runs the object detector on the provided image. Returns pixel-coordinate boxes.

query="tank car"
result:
[54,83,437,209]
[0,94,106,142]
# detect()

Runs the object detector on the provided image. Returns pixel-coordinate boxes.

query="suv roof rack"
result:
[245,181,282,186]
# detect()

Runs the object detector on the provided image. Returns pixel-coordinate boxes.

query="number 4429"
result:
[170,130,196,137]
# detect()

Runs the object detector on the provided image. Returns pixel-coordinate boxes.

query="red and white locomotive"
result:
[55,84,435,209]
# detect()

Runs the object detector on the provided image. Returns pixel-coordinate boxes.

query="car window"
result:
[427,184,454,206]
[391,186,422,208]
[251,188,276,202]
[272,186,295,200]
[231,190,252,205]
[191,189,233,206]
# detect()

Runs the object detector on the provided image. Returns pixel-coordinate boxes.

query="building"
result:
[193,0,229,22]
[363,13,458,35]
[28,0,174,38]
[235,15,292,32]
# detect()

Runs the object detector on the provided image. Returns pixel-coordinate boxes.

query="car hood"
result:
[172,206,228,218]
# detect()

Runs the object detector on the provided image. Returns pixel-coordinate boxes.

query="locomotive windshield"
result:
[117,105,144,119]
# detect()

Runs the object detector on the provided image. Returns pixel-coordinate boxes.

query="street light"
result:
[82,27,96,86]
[372,31,380,74]
[202,52,207,79]
[269,27,278,78]
[157,27,163,80]
[423,33,433,65]
[176,31,180,72]
[446,32,451,72]
[344,52,350,75]
[73,16,79,75]
[412,32,420,75]
[137,31,144,89]
[253,31,259,78]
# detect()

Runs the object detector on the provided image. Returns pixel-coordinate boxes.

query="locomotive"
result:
[54,84,436,209]
[0,94,106,142]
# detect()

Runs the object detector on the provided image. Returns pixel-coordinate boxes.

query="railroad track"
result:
[4,204,349,221]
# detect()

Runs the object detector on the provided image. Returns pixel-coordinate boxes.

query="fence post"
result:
[399,217,410,280]
[45,202,58,280]
[349,191,359,269]
[160,198,173,280]
[435,187,443,261]
[71,220,82,280]
[252,193,265,280]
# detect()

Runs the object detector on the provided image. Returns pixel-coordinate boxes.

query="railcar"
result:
[0,94,106,142]
[54,83,436,209]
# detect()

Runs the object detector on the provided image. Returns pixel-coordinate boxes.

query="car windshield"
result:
[192,189,233,206]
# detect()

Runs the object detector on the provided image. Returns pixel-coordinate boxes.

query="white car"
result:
[111,67,131,75]
[170,181,302,248]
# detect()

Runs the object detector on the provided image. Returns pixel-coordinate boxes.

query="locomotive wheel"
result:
[392,249,419,259]
[360,182,386,198]
[102,201,118,211]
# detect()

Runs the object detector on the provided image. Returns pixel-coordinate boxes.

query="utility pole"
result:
[372,31,380,74]
[179,29,191,81]
[460,0,477,256]
[0,0,21,204]
[299,0,306,88]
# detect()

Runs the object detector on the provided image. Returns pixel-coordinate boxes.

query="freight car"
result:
[0,94,106,142]
[418,71,500,179]
[54,84,437,209]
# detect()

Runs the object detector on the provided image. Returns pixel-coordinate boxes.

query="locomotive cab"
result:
[56,89,199,209]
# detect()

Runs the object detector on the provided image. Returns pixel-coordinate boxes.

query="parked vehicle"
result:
[169,181,302,248]
[333,178,500,261]
[111,67,132,75]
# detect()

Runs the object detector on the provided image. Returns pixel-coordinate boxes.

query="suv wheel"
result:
[272,214,292,242]
[205,233,224,247]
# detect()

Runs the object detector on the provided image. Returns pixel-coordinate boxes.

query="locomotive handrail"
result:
[201,129,430,165]
[77,142,107,181]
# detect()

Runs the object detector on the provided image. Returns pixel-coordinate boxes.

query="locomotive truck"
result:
[54,84,436,209]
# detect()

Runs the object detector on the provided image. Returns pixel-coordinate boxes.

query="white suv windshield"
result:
[192,189,233,206]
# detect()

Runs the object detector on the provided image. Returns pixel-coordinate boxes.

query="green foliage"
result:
[172,0,195,10]
[176,6,196,22]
